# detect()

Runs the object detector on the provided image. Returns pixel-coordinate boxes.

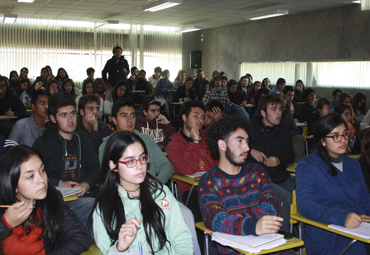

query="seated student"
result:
[270,78,286,94]
[9,89,50,147]
[203,100,224,128]
[300,88,316,122]
[156,69,175,117]
[248,94,295,232]
[173,69,187,90]
[89,132,193,255]
[9,70,20,91]
[330,89,343,113]
[20,78,45,108]
[167,100,219,222]
[32,91,99,226]
[36,67,49,85]
[15,78,29,98]
[227,79,245,106]
[296,113,370,255]
[75,78,104,117]
[85,67,95,81]
[173,77,196,103]
[193,69,208,95]
[203,76,249,120]
[131,70,152,104]
[339,92,352,106]
[261,77,272,90]
[104,80,131,114]
[99,98,201,255]
[307,97,331,136]
[0,145,91,254]
[294,79,305,102]
[352,92,367,117]
[283,85,302,122]
[78,94,110,155]
[197,80,210,101]
[135,96,175,151]
[237,76,249,101]
[249,88,269,120]
[148,66,162,89]
[127,66,139,91]
[199,116,295,255]
[220,76,228,92]
[60,78,77,99]
[45,78,59,95]
[95,78,108,101]
[246,81,261,104]
[0,76,27,138]
[334,104,361,155]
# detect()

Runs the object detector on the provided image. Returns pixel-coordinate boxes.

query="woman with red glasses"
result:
[296,113,370,255]
[88,131,192,255]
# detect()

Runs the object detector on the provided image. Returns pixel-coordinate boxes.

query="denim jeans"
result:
[66,196,95,227]
[224,105,250,121]
[271,176,295,232]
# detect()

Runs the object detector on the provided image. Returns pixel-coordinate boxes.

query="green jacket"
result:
[99,130,174,184]
[32,128,100,189]
[92,185,193,255]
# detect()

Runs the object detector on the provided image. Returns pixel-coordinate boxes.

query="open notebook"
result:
[211,232,286,253]
[328,222,370,239]
[55,186,82,198]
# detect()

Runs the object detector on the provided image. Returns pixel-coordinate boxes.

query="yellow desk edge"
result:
[286,163,297,173]
[195,222,304,255]
[171,173,199,186]
[63,194,78,202]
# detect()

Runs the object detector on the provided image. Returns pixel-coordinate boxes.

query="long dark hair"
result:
[55,68,69,81]
[82,78,95,95]
[61,78,76,97]
[352,92,367,115]
[312,114,347,176]
[87,132,169,253]
[112,80,130,101]
[0,145,64,250]
[25,78,45,98]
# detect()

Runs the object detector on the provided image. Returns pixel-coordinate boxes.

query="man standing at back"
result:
[32,91,99,226]
[102,45,129,90]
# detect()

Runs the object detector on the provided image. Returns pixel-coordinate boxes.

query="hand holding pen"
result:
[255,202,283,235]
[116,217,141,252]
[5,107,14,117]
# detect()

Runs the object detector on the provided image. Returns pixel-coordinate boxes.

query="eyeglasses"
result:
[325,131,351,143]
[117,155,150,168]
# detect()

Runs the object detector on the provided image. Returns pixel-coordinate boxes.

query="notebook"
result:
[55,186,82,198]
[328,222,370,239]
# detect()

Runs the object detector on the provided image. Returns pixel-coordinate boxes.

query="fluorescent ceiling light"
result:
[95,20,119,28]
[352,0,361,3]
[3,14,18,24]
[17,0,35,2]
[245,9,289,21]
[176,26,203,33]
[143,0,182,12]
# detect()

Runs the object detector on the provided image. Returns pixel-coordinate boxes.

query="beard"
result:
[225,146,247,167]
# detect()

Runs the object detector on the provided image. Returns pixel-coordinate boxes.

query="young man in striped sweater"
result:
[198,116,294,255]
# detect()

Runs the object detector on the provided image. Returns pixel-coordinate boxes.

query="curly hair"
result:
[206,116,251,159]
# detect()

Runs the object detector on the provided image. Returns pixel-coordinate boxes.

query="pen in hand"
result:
[277,202,283,234]
[134,215,143,255]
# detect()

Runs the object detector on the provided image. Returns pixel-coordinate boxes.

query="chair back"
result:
[290,190,298,225]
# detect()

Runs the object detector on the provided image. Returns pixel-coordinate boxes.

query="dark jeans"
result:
[66,196,95,227]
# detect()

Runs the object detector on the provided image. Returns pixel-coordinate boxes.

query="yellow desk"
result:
[196,222,304,255]
[63,194,78,202]
[171,173,199,206]
[169,90,177,92]
[286,163,297,173]
[297,123,307,127]
[245,104,254,108]
[131,90,145,93]
[163,152,167,157]
[348,154,361,160]
[0,116,18,120]
[81,244,103,255]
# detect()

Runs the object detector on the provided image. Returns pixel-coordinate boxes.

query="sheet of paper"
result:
[185,172,206,178]
[211,232,286,253]
[328,222,370,239]
[55,186,82,197]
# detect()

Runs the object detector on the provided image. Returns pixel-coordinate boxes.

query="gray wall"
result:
[182,4,370,104]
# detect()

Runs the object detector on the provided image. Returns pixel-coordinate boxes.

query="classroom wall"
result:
[181,4,370,106]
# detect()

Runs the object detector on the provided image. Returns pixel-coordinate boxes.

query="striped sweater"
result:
[198,163,279,255]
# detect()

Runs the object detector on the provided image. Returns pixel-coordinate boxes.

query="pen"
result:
[8,107,11,112]
[134,215,143,255]
[277,202,283,234]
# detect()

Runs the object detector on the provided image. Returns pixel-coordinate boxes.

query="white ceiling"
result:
[0,0,358,29]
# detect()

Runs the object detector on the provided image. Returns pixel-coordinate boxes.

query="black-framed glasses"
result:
[325,131,351,143]
[117,155,150,168]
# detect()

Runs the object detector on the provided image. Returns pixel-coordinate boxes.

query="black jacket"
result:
[248,114,295,183]
[0,95,27,118]
[102,56,129,86]
[173,85,196,102]
[78,120,110,155]
[0,190,92,254]
[300,102,315,122]
[286,101,303,123]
